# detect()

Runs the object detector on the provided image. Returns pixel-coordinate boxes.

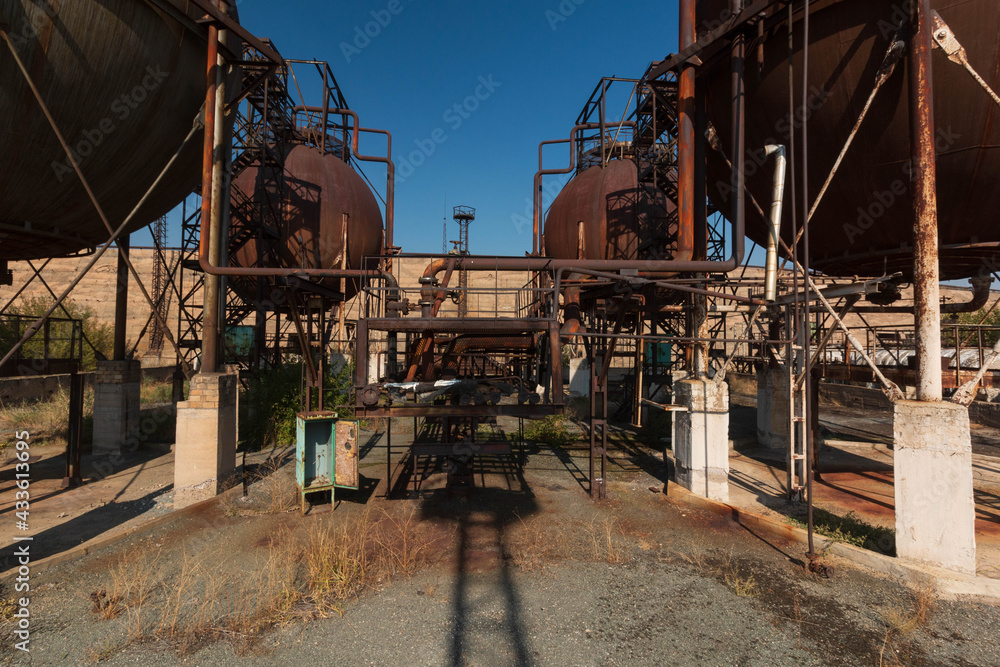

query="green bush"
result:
[788,509,895,555]
[240,360,355,450]
[524,415,575,447]
[0,297,113,370]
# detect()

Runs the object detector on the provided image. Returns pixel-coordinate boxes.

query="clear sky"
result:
[139,0,680,257]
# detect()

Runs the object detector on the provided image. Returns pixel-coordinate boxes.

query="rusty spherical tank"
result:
[0,0,238,261]
[696,0,1000,279]
[544,159,673,260]
[231,144,384,300]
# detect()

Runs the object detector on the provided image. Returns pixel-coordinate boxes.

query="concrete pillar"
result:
[568,358,590,396]
[673,378,730,502]
[756,365,789,450]
[92,360,141,455]
[174,372,238,509]
[893,400,976,573]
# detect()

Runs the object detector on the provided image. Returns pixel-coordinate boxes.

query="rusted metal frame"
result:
[930,11,1000,110]
[20,260,108,362]
[0,24,198,375]
[909,0,943,402]
[678,0,698,272]
[549,320,564,406]
[649,0,830,81]
[553,267,765,306]
[186,0,284,65]
[598,291,634,387]
[286,292,318,386]
[359,404,562,419]
[366,318,553,334]
[715,305,763,383]
[0,258,50,314]
[801,296,859,387]
[952,335,1000,405]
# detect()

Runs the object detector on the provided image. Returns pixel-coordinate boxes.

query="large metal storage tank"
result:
[231,144,385,299]
[0,0,238,261]
[696,0,1000,279]
[544,159,673,260]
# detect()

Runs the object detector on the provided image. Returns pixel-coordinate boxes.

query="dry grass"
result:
[506,513,562,571]
[586,515,629,564]
[878,578,938,667]
[90,505,446,657]
[0,387,94,453]
[720,551,760,598]
[222,456,298,517]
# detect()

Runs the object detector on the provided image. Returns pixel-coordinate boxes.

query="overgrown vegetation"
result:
[788,509,895,555]
[0,296,114,371]
[239,361,354,450]
[89,507,446,658]
[523,414,575,447]
[0,386,95,452]
[942,304,1000,347]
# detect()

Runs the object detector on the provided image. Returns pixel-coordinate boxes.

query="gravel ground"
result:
[2,423,999,666]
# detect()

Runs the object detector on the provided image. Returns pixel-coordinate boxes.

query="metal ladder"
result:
[786,304,809,502]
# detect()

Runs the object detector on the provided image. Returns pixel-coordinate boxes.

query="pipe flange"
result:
[360,384,381,407]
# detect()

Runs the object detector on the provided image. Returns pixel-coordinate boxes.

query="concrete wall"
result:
[0,365,178,405]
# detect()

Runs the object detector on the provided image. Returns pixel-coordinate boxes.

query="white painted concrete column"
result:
[756,365,789,450]
[673,378,730,502]
[174,371,238,508]
[893,400,976,574]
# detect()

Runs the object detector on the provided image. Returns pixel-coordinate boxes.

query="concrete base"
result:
[893,400,976,574]
[568,358,590,396]
[92,360,141,455]
[673,378,730,502]
[756,365,789,450]
[174,372,238,509]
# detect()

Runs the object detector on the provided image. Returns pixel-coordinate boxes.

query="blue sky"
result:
[140,0,680,256]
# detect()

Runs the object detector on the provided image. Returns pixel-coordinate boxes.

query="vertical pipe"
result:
[599,79,607,167]
[200,14,220,373]
[801,0,815,556]
[763,145,787,301]
[679,0,697,262]
[910,0,943,402]
[694,77,708,261]
[114,234,130,360]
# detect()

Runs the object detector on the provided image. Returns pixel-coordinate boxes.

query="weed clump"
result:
[524,415,575,447]
[788,509,896,555]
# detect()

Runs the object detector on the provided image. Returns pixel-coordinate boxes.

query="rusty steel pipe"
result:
[910,0,943,402]
[678,0,698,267]
[199,11,221,372]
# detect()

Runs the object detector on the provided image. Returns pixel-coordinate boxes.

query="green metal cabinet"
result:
[295,411,360,513]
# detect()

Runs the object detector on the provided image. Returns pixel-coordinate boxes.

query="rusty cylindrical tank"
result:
[0,0,239,261]
[543,159,673,261]
[231,144,384,300]
[697,0,1000,279]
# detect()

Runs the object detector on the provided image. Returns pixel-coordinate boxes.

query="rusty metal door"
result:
[335,420,360,489]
